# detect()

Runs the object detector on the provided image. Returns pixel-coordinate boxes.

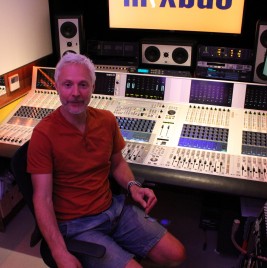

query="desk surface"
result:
[0,98,24,124]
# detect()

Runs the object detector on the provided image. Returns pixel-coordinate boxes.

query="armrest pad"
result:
[40,238,106,267]
[30,224,42,247]
[66,239,106,258]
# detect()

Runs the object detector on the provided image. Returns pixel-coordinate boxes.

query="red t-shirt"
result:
[27,107,125,221]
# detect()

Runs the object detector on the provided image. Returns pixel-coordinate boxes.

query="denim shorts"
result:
[58,194,167,268]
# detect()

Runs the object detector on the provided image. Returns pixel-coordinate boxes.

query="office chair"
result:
[10,141,106,267]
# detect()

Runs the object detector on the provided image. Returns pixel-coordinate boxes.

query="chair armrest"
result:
[30,224,42,247]
[66,239,106,258]
[40,238,106,267]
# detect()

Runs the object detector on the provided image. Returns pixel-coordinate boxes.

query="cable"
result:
[231,219,267,263]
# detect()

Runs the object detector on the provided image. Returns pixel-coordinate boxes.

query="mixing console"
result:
[0,66,267,198]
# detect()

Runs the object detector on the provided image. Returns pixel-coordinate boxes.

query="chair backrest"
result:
[11,141,43,247]
[11,141,34,214]
[10,141,106,267]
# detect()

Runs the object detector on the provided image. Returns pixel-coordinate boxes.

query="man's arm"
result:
[110,151,157,215]
[31,173,82,268]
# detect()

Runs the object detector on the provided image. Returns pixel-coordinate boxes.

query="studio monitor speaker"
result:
[55,15,85,58]
[253,20,267,83]
[141,39,195,68]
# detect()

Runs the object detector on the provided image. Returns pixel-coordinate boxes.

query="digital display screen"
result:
[189,80,233,106]
[36,68,56,90]
[137,68,150,74]
[125,74,165,100]
[245,84,267,110]
[95,73,116,95]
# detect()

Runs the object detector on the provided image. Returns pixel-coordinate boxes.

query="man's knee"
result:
[169,242,186,267]
[148,232,186,266]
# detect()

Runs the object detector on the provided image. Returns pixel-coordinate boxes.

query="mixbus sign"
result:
[123,0,233,9]
[109,0,245,34]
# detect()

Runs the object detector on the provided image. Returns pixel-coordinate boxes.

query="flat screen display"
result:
[109,0,245,34]
[125,74,166,100]
[189,80,233,106]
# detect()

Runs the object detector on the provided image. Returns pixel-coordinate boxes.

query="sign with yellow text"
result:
[109,0,245,34]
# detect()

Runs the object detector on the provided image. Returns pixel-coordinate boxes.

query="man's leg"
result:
[113,202,186,267]
[147,231,186,267]
[125,259,143,268]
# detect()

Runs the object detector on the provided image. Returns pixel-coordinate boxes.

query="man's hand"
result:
[53,249,82,268]
[130,185,157,215]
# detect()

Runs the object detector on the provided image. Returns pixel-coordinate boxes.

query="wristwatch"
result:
[127,180,142,195]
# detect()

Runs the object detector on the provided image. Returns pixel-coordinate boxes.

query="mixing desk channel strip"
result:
[116,117,156,142]
[185,105,230,126]
[122,142,267,182]
[178,124,229,152]
[242,131,267,157]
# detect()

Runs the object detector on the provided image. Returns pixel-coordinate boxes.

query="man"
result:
[27,53,186,268]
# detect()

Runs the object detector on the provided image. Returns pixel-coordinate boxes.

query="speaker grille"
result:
[253,20,267,83]
[144,46,161,62]
[60,22,78,39]
[260,30,267,48]
[172,47,189,64]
